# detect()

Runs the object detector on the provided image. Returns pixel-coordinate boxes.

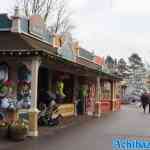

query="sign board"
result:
[29,15,45,38]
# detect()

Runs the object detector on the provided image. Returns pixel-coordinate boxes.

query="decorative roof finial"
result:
[14,6,20,17]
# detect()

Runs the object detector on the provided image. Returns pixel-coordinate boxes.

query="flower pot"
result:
[0,126,8,139]
[8,125,28,141]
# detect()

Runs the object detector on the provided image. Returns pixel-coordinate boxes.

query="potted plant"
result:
[8,119,29,141]
[0,121,8,139]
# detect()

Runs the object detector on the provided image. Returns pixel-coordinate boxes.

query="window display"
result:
[17,81,31,109]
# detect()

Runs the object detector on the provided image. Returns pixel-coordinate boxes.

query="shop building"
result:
[0,11,121,137]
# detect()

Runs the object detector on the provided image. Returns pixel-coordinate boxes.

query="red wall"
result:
[100,100,112,113]
[100,99,121,113]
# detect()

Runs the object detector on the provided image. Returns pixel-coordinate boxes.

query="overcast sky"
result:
[1,0,150,63]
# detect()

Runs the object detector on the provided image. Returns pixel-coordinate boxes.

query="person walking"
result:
[141,92,150,113]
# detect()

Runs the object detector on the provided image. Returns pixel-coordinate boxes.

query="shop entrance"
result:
[38,67,50,108]
[38,67,49,92]
[37,67,76,127]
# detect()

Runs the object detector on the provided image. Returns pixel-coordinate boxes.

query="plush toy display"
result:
[1,98,9,109]
[17,81,31,109]
[0,80,17,110]
[0,80,31,110]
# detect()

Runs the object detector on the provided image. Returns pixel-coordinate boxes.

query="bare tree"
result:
[16,0,75,34]
[51,0,75,34]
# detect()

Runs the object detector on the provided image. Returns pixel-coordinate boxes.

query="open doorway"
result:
[38,67,49,91]
[38,67,50,107]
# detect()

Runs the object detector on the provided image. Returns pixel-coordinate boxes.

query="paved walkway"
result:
[1,105,150,150]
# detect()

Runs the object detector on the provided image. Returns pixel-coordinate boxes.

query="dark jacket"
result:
[141,94,150,105]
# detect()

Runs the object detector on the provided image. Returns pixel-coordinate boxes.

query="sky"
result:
[1,0,150,63]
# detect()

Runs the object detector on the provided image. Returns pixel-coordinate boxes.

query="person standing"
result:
[77,84,88,115]
[141,92,150,113]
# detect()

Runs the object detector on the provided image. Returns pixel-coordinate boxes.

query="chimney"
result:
[14,6,20,17]
[11,6,21,33]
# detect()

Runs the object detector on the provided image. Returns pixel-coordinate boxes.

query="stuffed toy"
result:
[17,81,31,109]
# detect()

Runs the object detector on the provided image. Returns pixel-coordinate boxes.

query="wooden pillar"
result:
[28,57,41,137]
[112,80,116,112]
[48,69,52,91]
[96,77,100,101]
[73,75,79,116]
[94,77,101,117]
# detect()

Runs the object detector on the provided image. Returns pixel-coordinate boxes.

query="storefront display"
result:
[0,62,32,127]
[0,80,16,110]
[0,12,122,137]
[17,81,31,109]
[17,64,32,109]
[56,79,66,103]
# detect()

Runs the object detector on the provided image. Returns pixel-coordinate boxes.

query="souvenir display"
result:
[0,80,17,110]
[1,97,9,109]
[56,80,66,102]
[17,65,32,109]
[17,81,31,109]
